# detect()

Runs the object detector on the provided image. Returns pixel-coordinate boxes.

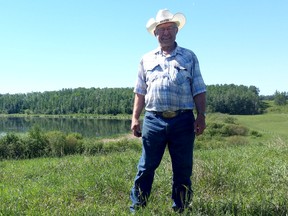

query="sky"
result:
[0,0,287,96]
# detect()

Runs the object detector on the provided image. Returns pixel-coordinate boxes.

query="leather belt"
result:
[151,110,192,118]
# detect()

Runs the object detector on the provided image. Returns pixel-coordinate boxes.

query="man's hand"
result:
[131,118,142,137]
[194,115,206,136]
[193,92,206,135]
[131,94,145,137]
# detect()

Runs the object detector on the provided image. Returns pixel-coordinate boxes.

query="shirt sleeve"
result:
[133,59,147,95]
[191,54,206,97]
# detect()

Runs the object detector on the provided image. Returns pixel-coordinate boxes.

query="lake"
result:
[0,116,131,138]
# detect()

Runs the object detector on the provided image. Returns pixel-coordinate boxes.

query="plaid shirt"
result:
[134,44,206,112]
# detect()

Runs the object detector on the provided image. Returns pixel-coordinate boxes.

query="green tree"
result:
[274,91,287,106]
[207,84,261,115]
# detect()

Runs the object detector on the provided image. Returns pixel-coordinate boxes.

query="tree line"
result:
[0,85,286,115]
[0,87,134,115]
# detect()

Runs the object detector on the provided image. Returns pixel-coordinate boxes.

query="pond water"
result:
[0,116,131,138]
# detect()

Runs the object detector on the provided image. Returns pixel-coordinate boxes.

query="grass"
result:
[1,109,288,215]
[0,153,139,215]
[236,113,288,139]
[192,144,288,215]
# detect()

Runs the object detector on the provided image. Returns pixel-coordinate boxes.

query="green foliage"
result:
[26,126,49,158]
[46,131,67,156]
[221,124,248,136]
[66,133,84,154]
[274,90,287,106]
[266,101,288,113]
[45,131,84,157]
[0,128,140,159]
[0,133,26,159]
[207,120,248,137]
[0,87,134,115]
[207,84,262,114]
[195,114,252,150]
[0,84,269,115]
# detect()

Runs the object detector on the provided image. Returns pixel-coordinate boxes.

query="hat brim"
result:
[146,13,186,36]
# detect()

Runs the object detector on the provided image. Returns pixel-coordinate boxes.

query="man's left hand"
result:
[194,115,206,135]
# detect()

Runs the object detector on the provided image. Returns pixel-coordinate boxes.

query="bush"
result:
[206,122,225,137]
[46,131,84,157]
[26,126,49,158]
[206,117,248,137]
[46,131,67,157]
[250,130,262,137]
[0,133,26,159]
[0,131,85,159]
[65,133,83,155]
[221,124,248,136]
[274,91,287,106]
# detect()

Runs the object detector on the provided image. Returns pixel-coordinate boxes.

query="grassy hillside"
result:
[237,101,288,140]
[1,104,288,215]
[236,113,288,139]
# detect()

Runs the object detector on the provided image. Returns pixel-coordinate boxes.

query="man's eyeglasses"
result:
[156,26,177,34]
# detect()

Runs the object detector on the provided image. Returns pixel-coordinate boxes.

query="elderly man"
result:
[130,9,206,213]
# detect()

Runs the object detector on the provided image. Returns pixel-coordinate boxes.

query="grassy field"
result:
[1,110,288,215]
[236,113,288,139]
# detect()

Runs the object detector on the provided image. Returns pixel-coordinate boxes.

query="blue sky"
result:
[0,0,287,96]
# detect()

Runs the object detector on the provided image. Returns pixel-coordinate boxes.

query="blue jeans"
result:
[130,111,195,210]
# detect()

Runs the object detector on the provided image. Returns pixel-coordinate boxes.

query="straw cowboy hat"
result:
[146,9,186,36]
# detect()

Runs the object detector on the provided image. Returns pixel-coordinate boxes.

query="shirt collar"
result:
[154,42,180,57]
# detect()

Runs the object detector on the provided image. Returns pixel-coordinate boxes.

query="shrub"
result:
[221,124,248,136]
[46,131,67,157]
[26,126,49,158]
[46,132,84,157]
[65,133,83,155]
[0,133,26,159]
[206,119,249,137]
[223,116,237,124]
[206,122,225,137]
[250,130,262,137]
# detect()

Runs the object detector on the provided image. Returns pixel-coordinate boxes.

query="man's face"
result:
[154,22,178,47]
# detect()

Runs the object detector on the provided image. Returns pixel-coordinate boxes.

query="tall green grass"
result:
[0,154,138,215]
[1,112,288,215]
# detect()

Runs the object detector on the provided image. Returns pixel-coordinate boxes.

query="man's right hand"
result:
[131,118,142,137]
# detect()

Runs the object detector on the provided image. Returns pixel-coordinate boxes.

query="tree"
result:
[0,85,265,115]
[274,91,287,106]
[207,84,262,115]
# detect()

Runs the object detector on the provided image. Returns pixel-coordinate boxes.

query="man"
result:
[130,9,206,213]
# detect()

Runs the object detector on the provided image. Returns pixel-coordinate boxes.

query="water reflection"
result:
[0,117,131,137]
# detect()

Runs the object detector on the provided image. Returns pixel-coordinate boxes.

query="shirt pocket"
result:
[169,63,192,85]
[145,63,163,83]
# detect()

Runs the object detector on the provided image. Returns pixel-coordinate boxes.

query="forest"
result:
[0,84,286,115]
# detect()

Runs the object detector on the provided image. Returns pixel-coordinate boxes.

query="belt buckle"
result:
[162,111,177,118]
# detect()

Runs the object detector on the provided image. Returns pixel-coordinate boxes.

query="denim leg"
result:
[130,112,167,209]
[167,112,195,210]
